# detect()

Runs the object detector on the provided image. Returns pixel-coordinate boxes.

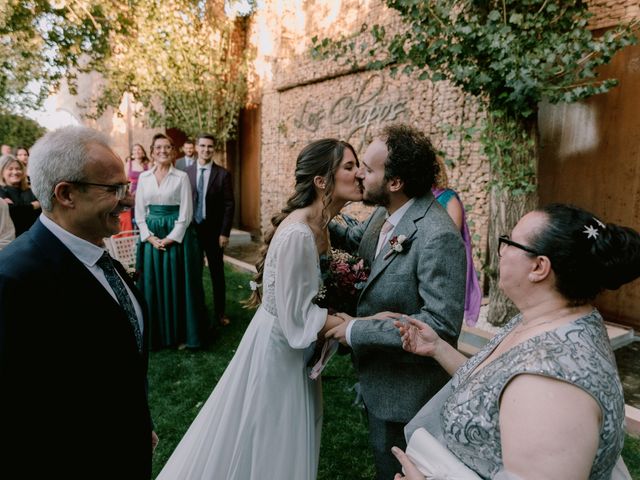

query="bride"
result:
[157,139,363,479]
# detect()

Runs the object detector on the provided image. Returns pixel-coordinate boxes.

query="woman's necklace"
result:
[512,305,581,337]
[513,317,557,336]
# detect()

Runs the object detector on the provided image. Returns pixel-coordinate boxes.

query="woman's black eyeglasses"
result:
[498,235,540,257]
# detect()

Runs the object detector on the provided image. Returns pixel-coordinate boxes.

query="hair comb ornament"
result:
[583,217,606,240]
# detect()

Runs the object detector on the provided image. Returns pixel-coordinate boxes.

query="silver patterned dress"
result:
[442,309,624,479]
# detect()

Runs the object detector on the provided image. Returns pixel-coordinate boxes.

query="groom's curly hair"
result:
[381,124,439,199]
[245,139,358,309]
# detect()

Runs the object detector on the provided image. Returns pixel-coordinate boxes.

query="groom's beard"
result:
[362,182,390,207]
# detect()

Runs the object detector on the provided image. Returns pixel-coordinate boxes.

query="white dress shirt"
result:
[135,166,193,242]
[195,161,212,220]
[346,197,416,346]
[39,213,144,333]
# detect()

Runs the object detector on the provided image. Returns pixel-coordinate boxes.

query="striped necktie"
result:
[96,252,142,353]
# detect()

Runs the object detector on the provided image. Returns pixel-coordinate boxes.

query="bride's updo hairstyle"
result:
[246,139,358,308]
[528,203,640,306]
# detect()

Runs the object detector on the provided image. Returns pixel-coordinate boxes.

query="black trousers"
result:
[195,222,226,319]
[367,411,407,480]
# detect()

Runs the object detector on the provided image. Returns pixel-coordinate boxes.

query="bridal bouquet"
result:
[316,248,370,316]
[309,249,369,380]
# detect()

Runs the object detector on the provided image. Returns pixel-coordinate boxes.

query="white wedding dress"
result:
[157,222,327,480]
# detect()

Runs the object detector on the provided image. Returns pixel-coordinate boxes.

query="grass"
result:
[149,265,640,479]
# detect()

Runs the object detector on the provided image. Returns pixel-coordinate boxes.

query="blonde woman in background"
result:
[0,155,40,236]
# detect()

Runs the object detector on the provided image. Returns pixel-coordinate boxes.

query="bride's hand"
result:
[335,312,353,323]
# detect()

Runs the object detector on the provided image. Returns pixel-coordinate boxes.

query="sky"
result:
[25,95,80,131]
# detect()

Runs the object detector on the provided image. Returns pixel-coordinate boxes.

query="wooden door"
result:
[538,38,640,329]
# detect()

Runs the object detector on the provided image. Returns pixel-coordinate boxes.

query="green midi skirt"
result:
[136,205,206,349]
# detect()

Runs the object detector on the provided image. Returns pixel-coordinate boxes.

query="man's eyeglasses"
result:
[498,235,540,257]
[71,181,131,200]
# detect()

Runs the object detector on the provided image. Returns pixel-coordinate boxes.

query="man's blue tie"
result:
[97,252,143,353]
[195,167,205,224]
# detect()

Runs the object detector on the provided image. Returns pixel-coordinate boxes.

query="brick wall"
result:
[587,0,639,30]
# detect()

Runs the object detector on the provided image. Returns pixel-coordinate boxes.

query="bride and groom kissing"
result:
[157,123,467,480]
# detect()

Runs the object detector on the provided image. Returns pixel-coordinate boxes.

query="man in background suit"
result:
[328,124,466,480]
[187,133,235,327]
[175,139,196,171]
[0,126,156,478]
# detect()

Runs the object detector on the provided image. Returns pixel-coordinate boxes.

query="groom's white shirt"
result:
[345,197,415,346]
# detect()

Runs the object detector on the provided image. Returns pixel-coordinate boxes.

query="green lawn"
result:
[149,265,640,479]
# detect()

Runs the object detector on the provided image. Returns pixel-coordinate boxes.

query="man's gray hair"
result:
[29,126,111,211]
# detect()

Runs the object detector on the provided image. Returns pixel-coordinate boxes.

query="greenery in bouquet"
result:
[315,249,370,316]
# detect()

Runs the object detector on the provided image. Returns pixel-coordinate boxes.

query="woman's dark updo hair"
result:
[246,139,357,308]
[528,203,640,305]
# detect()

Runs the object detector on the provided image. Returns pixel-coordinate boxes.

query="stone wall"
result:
[247,0,639,278]
[587,0,640,29]
[249,0,490,272]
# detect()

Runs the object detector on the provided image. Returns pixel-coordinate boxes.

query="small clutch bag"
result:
[405,427,481,480]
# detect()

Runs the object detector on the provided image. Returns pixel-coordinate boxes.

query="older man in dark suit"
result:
[329,124,466,480]
[186,133,235,327]
[0,126,156,478]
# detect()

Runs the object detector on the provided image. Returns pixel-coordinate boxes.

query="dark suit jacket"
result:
[0,220,153,479]
[186,162,234,239]
[175,156,195,171]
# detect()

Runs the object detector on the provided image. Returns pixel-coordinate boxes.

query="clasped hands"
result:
[325,311,441,356]
[148,236,175,251]
[324,311,410,346]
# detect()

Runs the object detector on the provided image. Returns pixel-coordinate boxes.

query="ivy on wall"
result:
[312,0,637,324]
[312,0,637,194]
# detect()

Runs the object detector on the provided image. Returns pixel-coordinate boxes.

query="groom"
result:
[328,124,466,480]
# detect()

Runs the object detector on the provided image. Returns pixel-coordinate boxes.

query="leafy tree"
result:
[313,0,637,324]
[83,0,249,145]
[1,0,248,148]
[0,112,46,149]
[0,0,129,112]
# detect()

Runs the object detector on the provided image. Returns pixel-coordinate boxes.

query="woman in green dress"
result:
[135,134,206,350]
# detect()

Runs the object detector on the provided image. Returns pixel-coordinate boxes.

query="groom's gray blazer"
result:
[332,193,466,423]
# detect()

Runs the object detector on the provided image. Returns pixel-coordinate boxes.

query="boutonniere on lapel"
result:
[383,233,415,260]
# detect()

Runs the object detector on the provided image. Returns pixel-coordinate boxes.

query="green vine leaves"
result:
[310,0,637,194]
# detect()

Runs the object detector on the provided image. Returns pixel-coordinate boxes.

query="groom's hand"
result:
[326,320,349,346]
